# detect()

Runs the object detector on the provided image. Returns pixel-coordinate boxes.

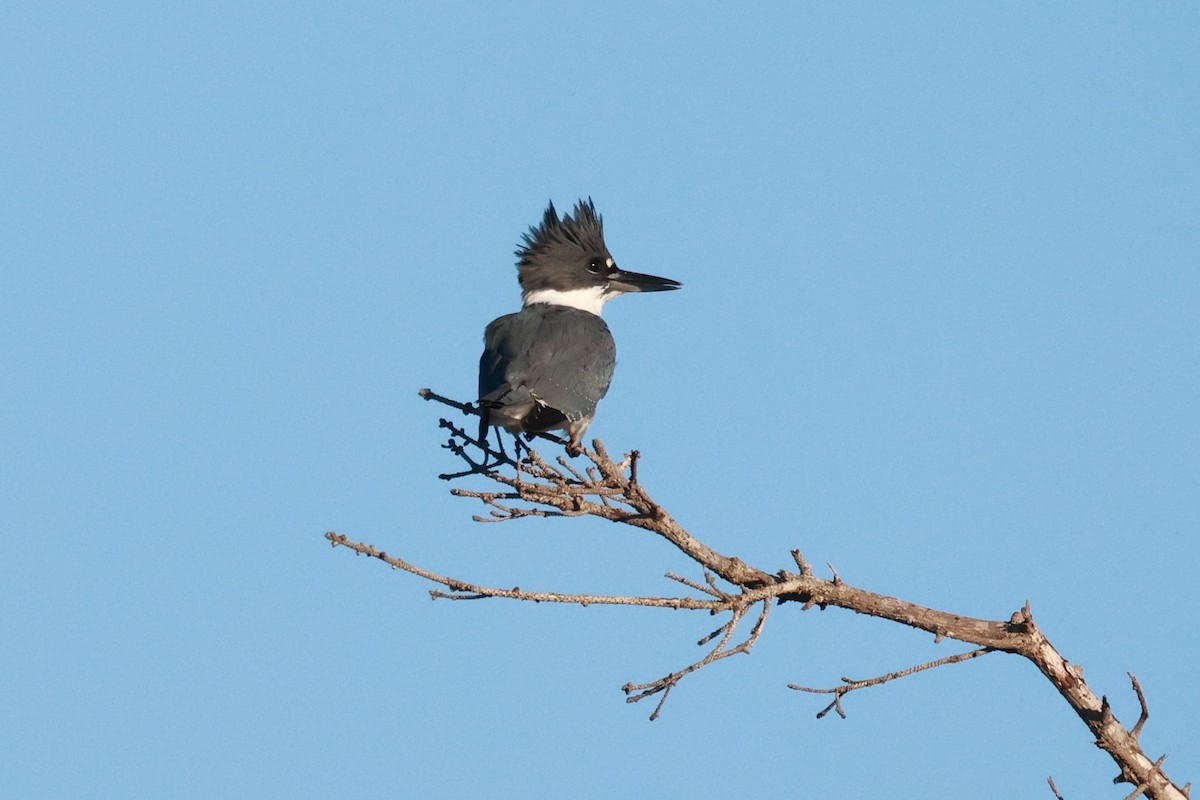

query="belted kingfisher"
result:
[477,199,681,454]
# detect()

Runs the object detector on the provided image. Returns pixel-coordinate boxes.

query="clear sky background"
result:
[3,3,1197,798]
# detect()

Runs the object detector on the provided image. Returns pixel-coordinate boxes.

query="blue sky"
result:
[3,3,1197,798]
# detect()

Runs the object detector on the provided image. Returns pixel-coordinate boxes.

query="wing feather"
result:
[478,306,615,434]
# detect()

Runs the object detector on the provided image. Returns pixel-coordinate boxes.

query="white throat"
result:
[523,285,616,316]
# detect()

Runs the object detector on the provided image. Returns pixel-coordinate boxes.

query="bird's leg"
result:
[476,406,491,449]
[513,433,534,465]
[473,408,500,468]
[479,424,507,468]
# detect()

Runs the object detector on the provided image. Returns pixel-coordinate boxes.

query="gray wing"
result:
[478,306,615,432]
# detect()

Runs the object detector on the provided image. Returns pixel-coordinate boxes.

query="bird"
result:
[477,199,681,455]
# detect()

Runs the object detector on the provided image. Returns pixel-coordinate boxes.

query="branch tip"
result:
[1127,672,1150,741]
[791,648,992,720]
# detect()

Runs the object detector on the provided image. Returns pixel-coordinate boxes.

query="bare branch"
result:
[790,548,813,577]
[324,389,1192,799]
[789,648,993,719]
[622,599,771,720]
[325,531,719,611]
[1122,755,1171,800]
[1129,672,1150,741]
[665,571,724,598]
[418,386,477,415]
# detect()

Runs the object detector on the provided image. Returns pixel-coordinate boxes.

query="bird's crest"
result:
[516,198,607,269]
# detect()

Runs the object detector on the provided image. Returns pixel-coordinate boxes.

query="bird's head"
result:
[516,199,681,315]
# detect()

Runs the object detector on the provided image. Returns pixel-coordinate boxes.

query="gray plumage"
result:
[479,305,614,443]
[477,199,680,452]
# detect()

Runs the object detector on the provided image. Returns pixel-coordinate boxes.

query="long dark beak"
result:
[608,269,682,293]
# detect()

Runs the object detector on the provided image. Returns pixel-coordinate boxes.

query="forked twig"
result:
[788,647,993,719]
[325,531,721,610]
[622,598,771,720]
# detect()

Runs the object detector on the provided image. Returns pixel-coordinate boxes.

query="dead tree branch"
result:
[788,647,993,719]
[323,531,722,610]
[324,388,1189,800]
[621,598,771,721]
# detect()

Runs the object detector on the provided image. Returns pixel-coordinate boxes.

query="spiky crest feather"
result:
[515,198,607,270]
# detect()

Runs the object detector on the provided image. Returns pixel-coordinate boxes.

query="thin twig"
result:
[665,572,724,598]
[419,386,478,415]
[325,532,721,610]
[622,599,770,719]
[789,647,993,719]
[1128,672,1150,741]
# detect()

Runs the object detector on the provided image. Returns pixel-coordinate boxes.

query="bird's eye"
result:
[586,258,604,274]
